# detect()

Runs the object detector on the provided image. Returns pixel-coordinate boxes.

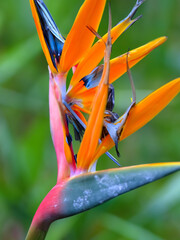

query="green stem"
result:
[25,224,49,240]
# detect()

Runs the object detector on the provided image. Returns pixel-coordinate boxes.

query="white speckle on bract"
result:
[94,174,128,197]
[94,174,111,187]
[143,172,154,182]
[73,196,84,210]
[94,172,156,198]
[73,189,92,210]
[94,174,120,187]
[73,171,155,210]
[83,189,92,196]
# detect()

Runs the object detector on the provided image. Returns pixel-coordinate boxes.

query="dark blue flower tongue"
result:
[104,101,135,157]
[34,0,65,70]
[81,67,114,110]
[81,65,103,89]
[106,84,115,111]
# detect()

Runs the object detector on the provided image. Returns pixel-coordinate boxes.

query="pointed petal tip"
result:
[60,0,106,73]
[69,5,140,87]
[157,36,168,44]
[108,36,168,84]
[121,78,180,140]
[93,78,179,160]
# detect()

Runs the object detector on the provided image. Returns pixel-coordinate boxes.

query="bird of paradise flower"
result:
[26,0,180,239]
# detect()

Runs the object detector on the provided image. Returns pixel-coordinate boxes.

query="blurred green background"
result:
[0,0,180,239]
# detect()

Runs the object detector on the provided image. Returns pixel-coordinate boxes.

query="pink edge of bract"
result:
[49,73,70,182]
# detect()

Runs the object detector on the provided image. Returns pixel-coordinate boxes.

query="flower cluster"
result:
[30,0,179,177]
[26,0,180,239]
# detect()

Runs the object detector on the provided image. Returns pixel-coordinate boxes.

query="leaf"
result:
[46,216,79,240]
[101,213,163,240]
[0,35,40,83]
[131,173,180,224]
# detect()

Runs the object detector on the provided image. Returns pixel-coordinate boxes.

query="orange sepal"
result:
[109,36,167,84]
[77,79,109,171]
[93,78,180,161]
[67,37,167,113]
[71,104,91,115]
[77,33,111,170]
[69,16,137,87]
[73,109,87,126]
[29,0,57,73]
[59,0,106,73]
[121,78,180,140]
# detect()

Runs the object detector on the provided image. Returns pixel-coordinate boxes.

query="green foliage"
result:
[0,0,179,239]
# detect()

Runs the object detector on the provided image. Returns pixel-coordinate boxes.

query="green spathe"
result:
[26,162,180,240]
[61,162,180,216]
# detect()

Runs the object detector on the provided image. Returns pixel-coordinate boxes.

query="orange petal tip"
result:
[121,78,180,140]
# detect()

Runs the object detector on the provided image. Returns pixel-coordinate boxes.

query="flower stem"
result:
[25,184,65,240]
[25,224,48,240]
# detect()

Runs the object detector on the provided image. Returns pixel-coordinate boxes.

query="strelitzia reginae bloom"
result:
[26,0,180,239]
